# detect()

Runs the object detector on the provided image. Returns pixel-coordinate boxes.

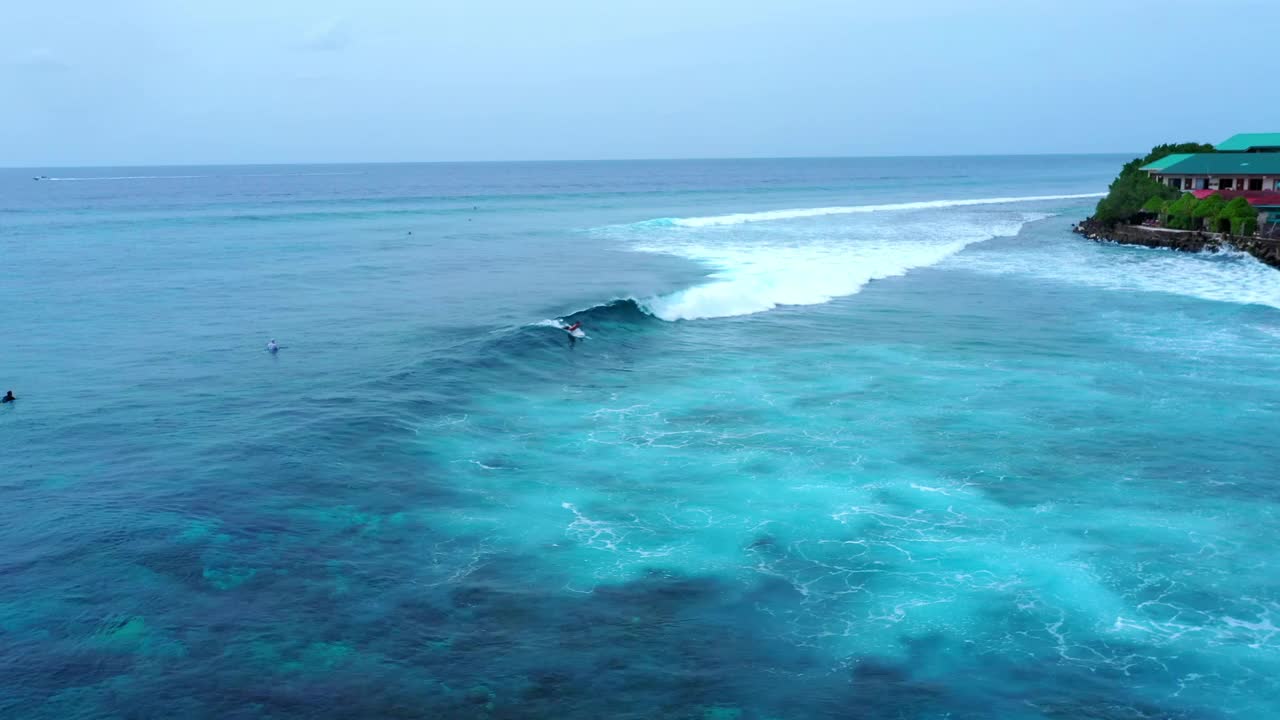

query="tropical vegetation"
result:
[1092,142,1215,226]
[1157,192,1259,235]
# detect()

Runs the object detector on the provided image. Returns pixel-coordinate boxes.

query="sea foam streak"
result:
[43,172,361,182]
[647,193,1103,228]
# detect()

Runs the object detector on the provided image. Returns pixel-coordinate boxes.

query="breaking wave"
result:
[535,215,1041,324]
[623,201,1057,320]
[547,193,1112,323]
[636,221,1039,320]
[638,193,1103,228]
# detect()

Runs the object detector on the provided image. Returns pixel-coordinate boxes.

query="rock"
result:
[1076,219,1280,270]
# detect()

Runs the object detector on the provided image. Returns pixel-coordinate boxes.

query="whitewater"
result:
[577,191,1280,322]
[594,193,1090,320]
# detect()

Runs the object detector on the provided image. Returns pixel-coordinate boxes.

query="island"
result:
[1075,133,1280,269]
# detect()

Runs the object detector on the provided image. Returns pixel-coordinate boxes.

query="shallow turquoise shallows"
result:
[3,157,1279,719]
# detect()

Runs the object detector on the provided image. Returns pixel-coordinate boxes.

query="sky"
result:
[3,0,1278,166]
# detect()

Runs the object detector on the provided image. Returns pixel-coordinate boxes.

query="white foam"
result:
[634,215,1036,321]
[949,237,1280,311]
[652,193,1102,228]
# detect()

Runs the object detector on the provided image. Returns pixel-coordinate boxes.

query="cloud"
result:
[298,18,353,52]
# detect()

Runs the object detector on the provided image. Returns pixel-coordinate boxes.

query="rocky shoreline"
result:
[1073,218,1280,270]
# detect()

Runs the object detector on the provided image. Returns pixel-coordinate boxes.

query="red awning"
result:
[1189,190,1280,206]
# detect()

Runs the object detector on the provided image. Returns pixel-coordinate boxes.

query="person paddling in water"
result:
[2,390,14,403]
[267,339,279,354]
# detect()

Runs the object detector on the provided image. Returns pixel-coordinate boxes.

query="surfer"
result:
[563,321,582,347]
[267,339,279,354]
[2,390,14,403]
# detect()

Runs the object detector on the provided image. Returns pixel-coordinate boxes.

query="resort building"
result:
[1143,133,1280,192]
[1142,133,1280,230]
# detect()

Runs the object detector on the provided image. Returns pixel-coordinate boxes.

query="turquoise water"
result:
[4,157,1280,718]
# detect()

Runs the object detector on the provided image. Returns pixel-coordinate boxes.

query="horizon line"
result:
[1,150,1140,170]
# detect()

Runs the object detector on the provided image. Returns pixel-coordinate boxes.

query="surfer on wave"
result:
[562,321,583,347]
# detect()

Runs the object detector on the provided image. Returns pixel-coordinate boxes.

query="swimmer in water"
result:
[2,390,14,403]
[267,339,279,353]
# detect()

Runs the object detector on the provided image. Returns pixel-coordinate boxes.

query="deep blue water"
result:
[4,157,1280,719]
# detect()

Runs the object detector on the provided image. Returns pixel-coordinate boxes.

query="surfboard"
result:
[566,328,586,339]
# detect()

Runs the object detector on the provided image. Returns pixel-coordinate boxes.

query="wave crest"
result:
[553,193,1106,323]
[641,193,1102,228]
[544,215,1036,323]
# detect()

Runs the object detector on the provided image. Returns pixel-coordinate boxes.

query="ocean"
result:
[3,156,1279,719]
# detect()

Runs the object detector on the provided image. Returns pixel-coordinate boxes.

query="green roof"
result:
[1140,153,1195,171]
[1216,133,1280,151]
[1155,153,1280,175]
